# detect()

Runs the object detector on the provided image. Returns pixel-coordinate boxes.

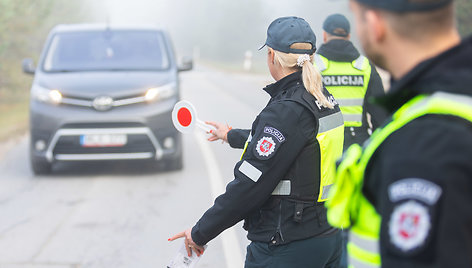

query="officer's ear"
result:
[268,48,275,65]
[365,9,387,43]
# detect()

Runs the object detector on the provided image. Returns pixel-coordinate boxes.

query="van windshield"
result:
[43,30,170,72]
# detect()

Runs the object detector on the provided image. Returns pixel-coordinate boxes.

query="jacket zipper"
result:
[276,201,284,243]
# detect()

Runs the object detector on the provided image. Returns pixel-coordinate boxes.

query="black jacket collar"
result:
[376,35,472,113]
[263,71,302,98]
[317,39,361,62]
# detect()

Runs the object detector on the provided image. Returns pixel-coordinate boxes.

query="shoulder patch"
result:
[256,136,276,158]
[264,126,285,142]
[388,178,442,205]
[389,201,431,253]
[253,125,285,160]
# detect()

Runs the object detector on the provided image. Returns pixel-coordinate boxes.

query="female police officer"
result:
[170,16,344,267]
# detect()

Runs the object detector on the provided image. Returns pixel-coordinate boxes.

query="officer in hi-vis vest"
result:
[171,17,344,267]
[326,0,472,268]
[314,13,387,150]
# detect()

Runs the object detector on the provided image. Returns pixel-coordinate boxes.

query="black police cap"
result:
[260,16,316,54]
[355,0,453,12]
[323,14,350,37]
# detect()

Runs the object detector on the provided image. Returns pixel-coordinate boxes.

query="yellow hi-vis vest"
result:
[314,54,371,127]
[325,91,472,268]
[241,112,344,202]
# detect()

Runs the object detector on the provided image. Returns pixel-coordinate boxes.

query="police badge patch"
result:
[255,136,276,158]
[389,200,431,253]
[253,125,285,160]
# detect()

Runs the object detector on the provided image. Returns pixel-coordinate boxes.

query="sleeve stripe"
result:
[239,161,262,182]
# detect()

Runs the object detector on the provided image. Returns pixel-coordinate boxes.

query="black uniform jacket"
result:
[191,71,338,246]
[317,39,388,149]
[364,36,472,267]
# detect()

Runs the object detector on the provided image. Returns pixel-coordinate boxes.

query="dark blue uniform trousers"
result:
[245,231,342,268]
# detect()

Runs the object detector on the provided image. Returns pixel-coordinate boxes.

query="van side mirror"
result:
[22,58,36,75]
[178,56,193,72]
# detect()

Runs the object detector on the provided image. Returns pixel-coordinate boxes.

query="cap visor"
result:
[258,43,267,51]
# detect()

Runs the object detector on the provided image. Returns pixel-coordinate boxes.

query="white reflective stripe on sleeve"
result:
[239,160,262,182]
[314,54,327,72]
[271,180,291,195]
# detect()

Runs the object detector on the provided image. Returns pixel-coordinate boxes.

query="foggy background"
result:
[86,0,352,72]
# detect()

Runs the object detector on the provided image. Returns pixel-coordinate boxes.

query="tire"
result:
[165,154,183,171]
[30,155,52,175]
[163,136,183,171]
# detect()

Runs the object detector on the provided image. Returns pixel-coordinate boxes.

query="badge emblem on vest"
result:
[256,137,275,157]
[389,200,431,252]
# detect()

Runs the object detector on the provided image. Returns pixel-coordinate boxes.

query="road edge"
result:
[194,131,245,268]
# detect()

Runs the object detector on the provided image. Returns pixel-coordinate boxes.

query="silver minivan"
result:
[23,24,192,175]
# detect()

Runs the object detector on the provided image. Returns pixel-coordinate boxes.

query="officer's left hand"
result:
[169,228,205,257]
[206,121,231,143]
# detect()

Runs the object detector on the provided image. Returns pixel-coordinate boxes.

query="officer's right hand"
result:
[169,228,205,257]
[206,121,231,143]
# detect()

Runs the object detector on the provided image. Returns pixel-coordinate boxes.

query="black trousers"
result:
[245,231,342,268]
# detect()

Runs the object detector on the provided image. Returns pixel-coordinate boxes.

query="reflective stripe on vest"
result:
[348,256,380,268]
[326,91,472,268]
[317,110,344,202]
[314,54,371,127]
[269,111,344,199]
[347,231,381,268]
[353,56,366,70]
[314,54,327,72]
[337,98,364,107]
[343,114,363,123]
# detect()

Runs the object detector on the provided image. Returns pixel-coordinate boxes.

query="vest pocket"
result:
[287,199,328,226]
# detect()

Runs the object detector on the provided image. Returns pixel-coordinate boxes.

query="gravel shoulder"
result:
[0,134,26,161]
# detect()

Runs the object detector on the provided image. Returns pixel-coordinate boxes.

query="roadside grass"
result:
[0,56,33,143]
[0,92,29,142]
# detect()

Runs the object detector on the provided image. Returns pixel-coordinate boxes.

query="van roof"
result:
[51,24,165,33]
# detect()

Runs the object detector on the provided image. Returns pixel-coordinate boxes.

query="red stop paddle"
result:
[172,100,213,133]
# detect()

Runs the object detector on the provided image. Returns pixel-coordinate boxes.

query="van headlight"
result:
[32,85,62,105]
[144,83,177,103]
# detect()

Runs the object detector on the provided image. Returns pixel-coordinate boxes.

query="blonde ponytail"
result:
[300,57,334,109]
[272,44,334,109]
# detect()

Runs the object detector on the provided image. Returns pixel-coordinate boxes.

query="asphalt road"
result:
[0,66,273,268]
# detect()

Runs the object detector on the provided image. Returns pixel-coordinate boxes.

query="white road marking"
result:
[194,131,245,268]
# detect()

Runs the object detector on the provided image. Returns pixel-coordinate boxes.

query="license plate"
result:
[80,134,127,147]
